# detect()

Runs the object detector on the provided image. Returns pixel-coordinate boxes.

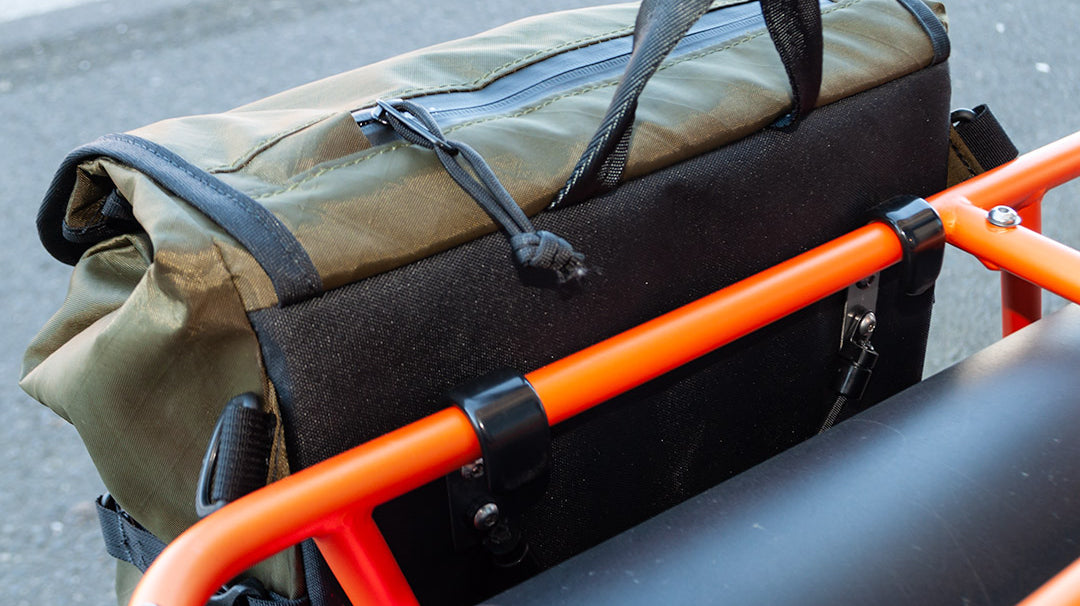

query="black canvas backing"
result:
[250,62,951,605]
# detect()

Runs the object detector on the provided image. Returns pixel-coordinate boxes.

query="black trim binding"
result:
[37,133,323,305]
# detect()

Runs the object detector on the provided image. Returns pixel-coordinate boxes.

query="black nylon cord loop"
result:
[376,99,587,284]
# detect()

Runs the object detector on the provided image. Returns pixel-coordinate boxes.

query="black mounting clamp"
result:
[874,196,946,296]
[445,369,551,566]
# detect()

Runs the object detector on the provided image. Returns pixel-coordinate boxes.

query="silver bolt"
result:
[460,458,485,480]
[473,502,499,529]
[987,205,1022,228]
[857,311,877,338]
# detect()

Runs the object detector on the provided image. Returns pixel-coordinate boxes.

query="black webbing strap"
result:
[196,394,276,519]
[552,0,823,207]
[760,0,823,127]
[549,0,711,208]
[96,495,309,606]
[949,105,1019,180]
[97,494,166,571]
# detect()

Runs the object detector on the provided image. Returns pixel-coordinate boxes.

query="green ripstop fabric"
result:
[20,0,948,603]
[37,0,944,311]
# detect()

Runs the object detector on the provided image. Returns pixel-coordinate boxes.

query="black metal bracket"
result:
[833,274,880,401]
[444,369,551,565]
[874,196,945,296]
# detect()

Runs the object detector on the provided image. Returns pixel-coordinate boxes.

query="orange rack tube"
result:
[1000,198,1043,335]
[936,200,1080,305]
[129,408,480,606]
[130,130,1080,606]
[938,130,1080,211]
[1020,556,1080,606]
[531,223,902,424]
[129,224,903,606]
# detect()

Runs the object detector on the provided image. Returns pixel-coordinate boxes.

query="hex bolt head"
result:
[987,205,1022,228]
[473,502,500,529]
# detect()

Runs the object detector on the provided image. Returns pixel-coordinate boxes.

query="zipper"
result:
[352,0,829,136]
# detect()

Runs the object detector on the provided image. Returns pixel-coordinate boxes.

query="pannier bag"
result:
[21,0,952,604]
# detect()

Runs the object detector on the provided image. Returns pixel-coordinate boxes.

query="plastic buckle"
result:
[444,369,550,564]
[874,196,945,296]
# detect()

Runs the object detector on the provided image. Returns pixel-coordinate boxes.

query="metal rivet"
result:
[987,205,1022,228]
[473,502,499,529]
[460,458,484,480]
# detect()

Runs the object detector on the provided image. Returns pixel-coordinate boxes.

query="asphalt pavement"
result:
[1,1,1078,604]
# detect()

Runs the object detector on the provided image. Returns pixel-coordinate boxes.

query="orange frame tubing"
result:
[130,130,1080,606]
[1000,197,1043,335]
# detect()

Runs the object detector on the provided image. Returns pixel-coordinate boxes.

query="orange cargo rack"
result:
[130,130,1080,606]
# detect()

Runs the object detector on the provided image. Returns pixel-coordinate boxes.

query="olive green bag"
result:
[21,1,952,604]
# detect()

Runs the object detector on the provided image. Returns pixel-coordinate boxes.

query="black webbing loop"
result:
[952,105,1019,172]
[97,494,165,571]
[760,0,823,127]
[895,0,950,65]
[551,0,824,207]
[196,393,275,518]
[374,99,587,284]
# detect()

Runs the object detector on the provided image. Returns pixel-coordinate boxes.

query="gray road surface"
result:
[1,1,1078,604]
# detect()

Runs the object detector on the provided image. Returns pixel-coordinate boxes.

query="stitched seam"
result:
[252,0,861,201]
[110,135,319,293]
[209,239,262,312]
[950,139,978,178]
[253,33,764,200]
[214,25,636,176]
[384,25,636,100]
[115,516,137,569]
[207,113,332,174]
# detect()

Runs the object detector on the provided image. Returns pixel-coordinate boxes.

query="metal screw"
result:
[460,458,484,480]
[473,502,499,529]
[857,311,877,338]
[987,205,1022,228]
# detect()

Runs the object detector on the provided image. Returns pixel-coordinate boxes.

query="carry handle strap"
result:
[551,0,823,208]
